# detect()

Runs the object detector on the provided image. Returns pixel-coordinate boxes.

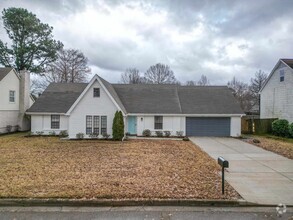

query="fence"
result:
[241,117,277,134]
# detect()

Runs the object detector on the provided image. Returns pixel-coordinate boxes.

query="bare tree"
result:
[144,63,177,84]
[197,75,210,86]
[186,80,196,86]
[249,70,267,109]
[120,68,142,84]
[42,49,91,84]
[227,77,253,112]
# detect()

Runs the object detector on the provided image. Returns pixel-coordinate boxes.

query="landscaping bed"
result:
[243,135,293,159]
[0,133,240,200]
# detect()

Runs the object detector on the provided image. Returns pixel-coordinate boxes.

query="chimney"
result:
[18,69,30,131]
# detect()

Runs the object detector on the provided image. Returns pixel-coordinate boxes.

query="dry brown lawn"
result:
[245,135,293,159]
[0,133,240,200]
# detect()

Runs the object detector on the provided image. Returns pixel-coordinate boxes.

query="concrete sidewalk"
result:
[190,137,293,205]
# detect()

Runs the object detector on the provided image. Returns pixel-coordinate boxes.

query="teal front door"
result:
[128,116,137,135]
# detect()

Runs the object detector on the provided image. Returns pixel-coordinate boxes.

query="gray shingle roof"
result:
[27,83,87,113]
[27,77,243,115]
[0,67,14,81]
[281,59,293,69]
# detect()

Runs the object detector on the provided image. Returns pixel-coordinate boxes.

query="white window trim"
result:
[9,90,15,103]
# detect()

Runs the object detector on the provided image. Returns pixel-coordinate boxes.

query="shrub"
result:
[27,131,34,136]
[289,123,293,138]
[6,125,12,133]
[89,133,99,138]
[253,139,260,143]
[48,131,56,136]
[112,111,124,140]
[102,133,110,139]
[36,131,44,135]
[164,131,171,137]
[142,129,151,137]
[272,119,289,137]
[15,125,20,132]
[59,130,68,137]
[176,131,183,137]
[155,131,163,137]
[183,137,189,141]
[76,133,84,139]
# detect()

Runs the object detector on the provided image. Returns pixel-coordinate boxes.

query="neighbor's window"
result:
[9,90,15,103]
[154,116,163,129]
[93,116,100,134]
[51,115,60,129]
[93,88,100,97]
[280,70,285,82]
[101,116,107,135]
[86,115,92,134]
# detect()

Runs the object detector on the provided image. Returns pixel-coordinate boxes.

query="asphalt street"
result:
[0,206,292,220]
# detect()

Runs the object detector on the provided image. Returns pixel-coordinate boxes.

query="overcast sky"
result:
[1,0,292,84]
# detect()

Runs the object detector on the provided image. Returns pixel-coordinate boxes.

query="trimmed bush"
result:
[142,129,151,137]
[76,133,84,139]
[6,125,12,133]
[272,119,289,137]
[164,131,171,137]
[289,123,293,138]
[59,130,68,137]
[176,131,183,137]
[48,131,56,136]
[102,133,110,139]
[112,111,124,141]
[183,137,189,141]
[155,131,163,137]
[36,131,44,135]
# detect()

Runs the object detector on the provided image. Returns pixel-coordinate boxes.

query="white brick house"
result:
[27,74,244,138]
[260,59,293,122]
[0,68,34,133]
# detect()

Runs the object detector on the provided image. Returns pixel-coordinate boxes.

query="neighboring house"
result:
[260,59,293,122]
[27,75,244,138]
[0,68,34,133]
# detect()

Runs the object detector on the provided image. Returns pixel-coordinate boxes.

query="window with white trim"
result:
[280,70,285,82]
[93,88,100,97]
[51,115,60,129]
[86,115,92,134]
[9,90,15,103]
[93,116,100,134]
[154,116,163,129]
[101,116,107,135]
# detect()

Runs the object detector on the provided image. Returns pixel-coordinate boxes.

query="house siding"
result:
[260,63,293,122]
[0,110,19,133]
[136,115,186,136]
[68,79,119,138]
[31,115,69,134]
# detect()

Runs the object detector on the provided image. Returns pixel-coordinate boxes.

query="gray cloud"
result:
[0,0,292,84]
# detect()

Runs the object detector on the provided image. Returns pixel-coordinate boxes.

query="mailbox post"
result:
[218,156,229,195]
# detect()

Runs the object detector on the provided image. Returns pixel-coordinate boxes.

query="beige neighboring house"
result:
[0,67,34,133]
[260,59,293,122]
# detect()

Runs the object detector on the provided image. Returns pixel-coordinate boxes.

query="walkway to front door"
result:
[190,137,293,205]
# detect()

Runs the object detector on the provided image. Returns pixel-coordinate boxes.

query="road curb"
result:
[0,198,259,207]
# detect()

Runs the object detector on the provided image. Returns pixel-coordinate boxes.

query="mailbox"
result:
[218,156,229,195]
[218,156,229,168]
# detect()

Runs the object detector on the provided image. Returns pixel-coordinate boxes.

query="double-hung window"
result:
[93,116,100,134]
[9,90,15,103]
[101,116,107,135]
[154,116,163,129]
[93,88,100,97]
[280,70,285,82]
[51,115,60,129]
[86,116,92,134]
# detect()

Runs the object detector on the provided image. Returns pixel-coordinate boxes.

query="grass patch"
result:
[0,133,240,200]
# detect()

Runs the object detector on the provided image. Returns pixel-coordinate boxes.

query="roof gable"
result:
[65,75,126,115]
[260,59,293,92]
[0,67,19,82]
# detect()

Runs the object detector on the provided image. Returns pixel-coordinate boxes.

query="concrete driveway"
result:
[190,137,293,205]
